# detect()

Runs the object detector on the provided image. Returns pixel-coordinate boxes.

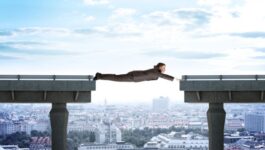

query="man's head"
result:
[154,62,166,73]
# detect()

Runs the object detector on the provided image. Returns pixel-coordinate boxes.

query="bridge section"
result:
[0,75,95,150]
[180,75,265,150]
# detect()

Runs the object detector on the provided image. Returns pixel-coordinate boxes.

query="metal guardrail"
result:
[0,75,94,81]
[182,75,265,81]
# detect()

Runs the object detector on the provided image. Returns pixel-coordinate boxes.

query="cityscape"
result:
[0,97,264,149]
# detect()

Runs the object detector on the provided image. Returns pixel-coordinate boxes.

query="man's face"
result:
[159,65,166,73]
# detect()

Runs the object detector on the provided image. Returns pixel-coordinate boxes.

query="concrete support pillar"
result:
[207,103,226,150]
[50,103,69,150]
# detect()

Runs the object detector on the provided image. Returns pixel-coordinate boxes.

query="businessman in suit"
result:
[93,62,174,82]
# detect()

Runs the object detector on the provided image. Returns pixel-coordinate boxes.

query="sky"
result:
[1,0,265,105]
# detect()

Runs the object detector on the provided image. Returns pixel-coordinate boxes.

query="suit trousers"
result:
[99,73,134,82]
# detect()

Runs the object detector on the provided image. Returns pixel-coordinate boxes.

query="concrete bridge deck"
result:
[0,75,95,103]
[180,75,265,150]
[0,75,96,150]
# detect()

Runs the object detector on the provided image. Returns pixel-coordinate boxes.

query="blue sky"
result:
[1,0,265,104]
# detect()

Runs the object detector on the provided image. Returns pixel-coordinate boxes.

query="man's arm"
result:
[159,73,174,81]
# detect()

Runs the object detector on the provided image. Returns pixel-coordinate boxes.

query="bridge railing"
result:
[182,75,265,81]
[0,75,94,81]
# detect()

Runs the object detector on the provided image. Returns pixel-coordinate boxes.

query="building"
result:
[95,123,122,144]
[152,97,169,112]
[0,120,34,135]
[225,118,244,131]
[30,137,51,150]
[68,120,96,133]
[188,122,202,129]
[31,120,49,132]
[224,132,253,144]
[0,118,48,137]
[242,141,264,149]
[14,121,32,135]
[78,143,134,150]
[144,132,208,150]
[224,144,243,150]
[0,121,15,135]
[245,113,265,132]
[0,145,25,150]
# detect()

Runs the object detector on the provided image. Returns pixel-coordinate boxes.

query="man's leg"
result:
[98,73,134,82]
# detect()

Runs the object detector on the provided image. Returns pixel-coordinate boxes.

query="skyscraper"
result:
[245,113,265,132]
[152,96,169,112]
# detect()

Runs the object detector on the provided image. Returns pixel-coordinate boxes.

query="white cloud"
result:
[143,11,178,25]
[84,16,95,22]
[13,27,72,37]
[83,0,109,5]
[112,8,137,18]
[235,0,265,31]
[197,0,232,7]
[197,0,265,34]
[141,8,213,33]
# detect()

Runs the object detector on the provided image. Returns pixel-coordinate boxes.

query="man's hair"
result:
[154,62,165,70]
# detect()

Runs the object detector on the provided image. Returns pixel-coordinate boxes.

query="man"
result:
[93,62,174,82]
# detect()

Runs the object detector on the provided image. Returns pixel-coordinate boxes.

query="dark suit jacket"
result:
[127,68,174,82]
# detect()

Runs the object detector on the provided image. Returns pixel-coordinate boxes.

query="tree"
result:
[31,130,50,137]
[67,131,95,149]
[30,130,40,137]
[1,132,31,148]
[237,128,246,132]
[122,126,208,147]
